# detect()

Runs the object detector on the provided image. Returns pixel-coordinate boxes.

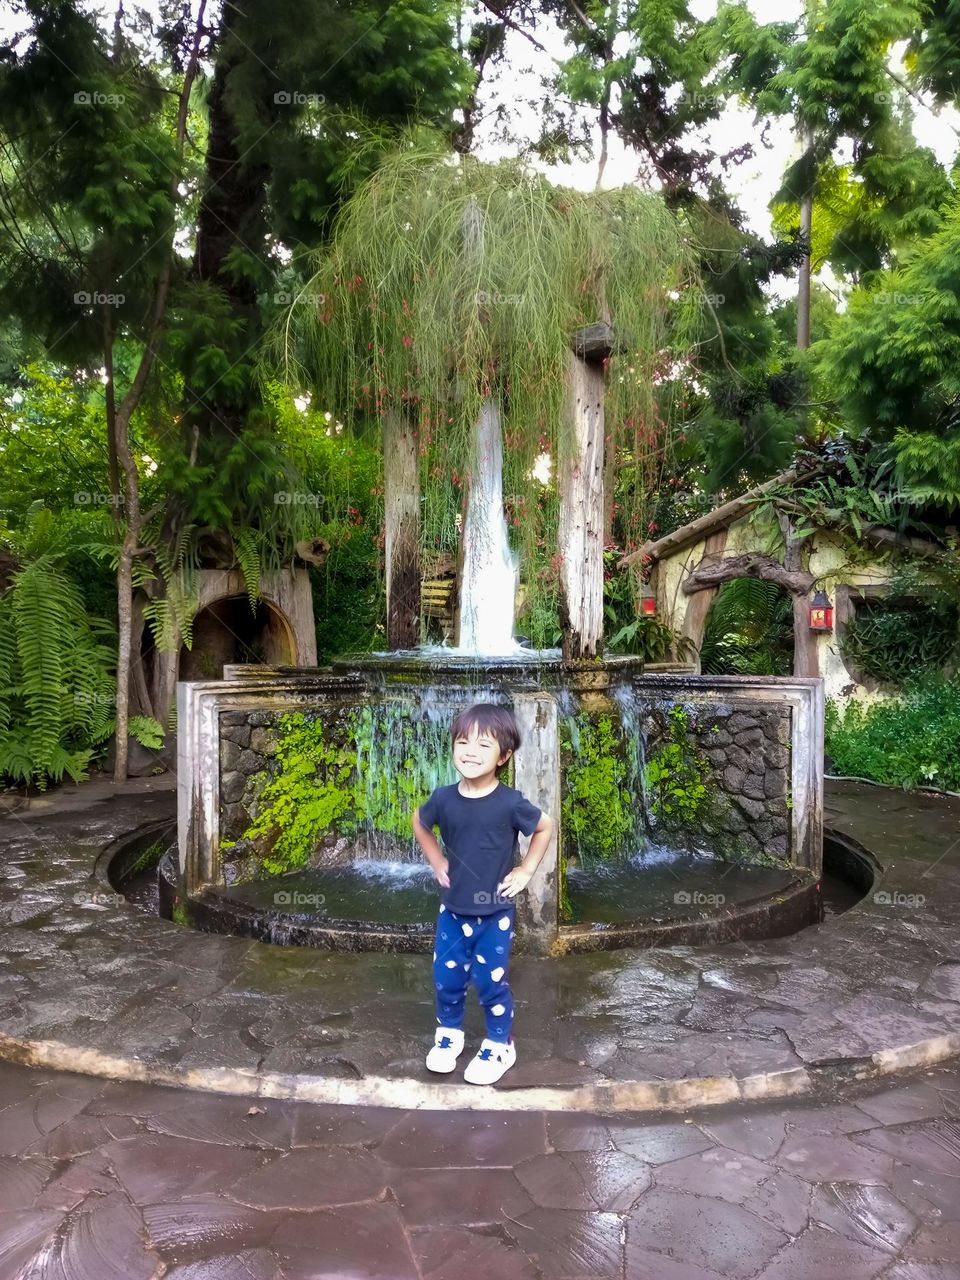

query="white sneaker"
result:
[463,1037,516,1084]
[425,1026,465,1073]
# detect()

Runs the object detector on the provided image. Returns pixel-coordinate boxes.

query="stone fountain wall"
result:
[178,669,822,952]
[639,701,793,861]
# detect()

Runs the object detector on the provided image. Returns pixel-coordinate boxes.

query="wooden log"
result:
[559,350,605,658]
[681,552,814,596]
[383,409,421,650]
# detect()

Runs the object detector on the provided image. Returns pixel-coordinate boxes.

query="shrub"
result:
[825,674,960,790]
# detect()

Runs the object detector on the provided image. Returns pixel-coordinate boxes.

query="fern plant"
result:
[0,547,163,788]
[700,577,794,676]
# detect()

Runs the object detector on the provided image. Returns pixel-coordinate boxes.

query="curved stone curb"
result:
[3,1029,959,1116]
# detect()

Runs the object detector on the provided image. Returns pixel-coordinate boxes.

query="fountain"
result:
[165,157,825,957]
[167,381,824,956]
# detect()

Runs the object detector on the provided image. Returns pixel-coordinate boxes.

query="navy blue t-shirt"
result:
[418,782,542,915]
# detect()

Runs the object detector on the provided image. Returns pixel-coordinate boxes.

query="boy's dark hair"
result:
[451,703,521,769]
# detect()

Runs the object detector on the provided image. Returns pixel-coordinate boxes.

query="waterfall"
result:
[454,398,522,655]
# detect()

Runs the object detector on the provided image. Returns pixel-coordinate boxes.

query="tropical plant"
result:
[825,675,960,790]
[0,550,162,788]
[700,577,794,676]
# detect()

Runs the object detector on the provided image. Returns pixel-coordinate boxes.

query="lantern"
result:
[809,589,833,631]
[641,590,657,617]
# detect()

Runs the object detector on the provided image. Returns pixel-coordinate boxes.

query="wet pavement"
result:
[0,777,958,1114]
[0,1056,959,1278]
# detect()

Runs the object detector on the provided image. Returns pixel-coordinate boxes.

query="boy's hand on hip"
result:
[435,860,450,888]
[497,868,532,898]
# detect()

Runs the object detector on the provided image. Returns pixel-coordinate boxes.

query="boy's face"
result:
[453,723,510,781]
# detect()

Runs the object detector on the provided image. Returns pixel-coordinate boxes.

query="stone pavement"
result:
[0,777,959,1112]
[1,1056,959,1278]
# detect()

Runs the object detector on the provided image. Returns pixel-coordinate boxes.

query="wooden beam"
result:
[559,350,605,658]
[619,467,812,568]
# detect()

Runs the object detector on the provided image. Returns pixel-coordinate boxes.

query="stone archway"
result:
[178,594,296,681]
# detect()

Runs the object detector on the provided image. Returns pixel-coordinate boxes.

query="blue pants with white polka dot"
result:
[432,903,516,1044]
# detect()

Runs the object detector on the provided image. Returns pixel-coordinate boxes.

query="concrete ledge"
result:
[3,1028,959,1117]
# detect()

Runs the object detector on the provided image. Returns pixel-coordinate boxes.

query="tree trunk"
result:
[559,351,605,659]
[796,126,814,351]
[113,0,207,781]
[383,409,420,649]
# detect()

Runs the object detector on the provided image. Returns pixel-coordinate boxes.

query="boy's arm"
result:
[412,807,450,887]
[498,811,554,897]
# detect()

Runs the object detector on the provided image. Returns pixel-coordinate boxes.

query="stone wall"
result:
[219,711,280,844]
[685,704,791,861]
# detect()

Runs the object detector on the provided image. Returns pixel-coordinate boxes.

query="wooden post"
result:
[383,409,421,650]
[559,342,606,659]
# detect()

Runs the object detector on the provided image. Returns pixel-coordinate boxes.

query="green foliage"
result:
[603,549,696,660]
[643,706,709,824]
[0,546,162,788]
[238,713,358,875]
[269,141,696,617]
[840,596,959,687]
[700,578,793,676]
[561,716,632,862]
[825,675,960,790]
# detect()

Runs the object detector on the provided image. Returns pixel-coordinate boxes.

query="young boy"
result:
[412,702,554,1084]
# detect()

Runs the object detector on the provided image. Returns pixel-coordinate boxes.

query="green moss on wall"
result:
[561,715,633,863]
[237,712,359,875]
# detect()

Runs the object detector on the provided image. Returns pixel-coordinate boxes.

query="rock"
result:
[723,765,746,793]
[727,712,757,734]
[249,727,278,756]
[220,712,248,727]
[735,795,766,820]
[764,769,787,799]
[742,773,767,801]
[220,739,241,771]
[738,830,761,854]
[221,721,252,749]
[766,744,790,770]
[102,732,175,777]
[734,728,765,752]
[719,806,747,833]
[706,729,731,747]
[248,711,275,727]
[238,749,266,776]
[220,770,246,804]
[769,834,789,856]
[726,744,751,772]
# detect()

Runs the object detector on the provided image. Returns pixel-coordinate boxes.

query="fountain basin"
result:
[173,660,824,954]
